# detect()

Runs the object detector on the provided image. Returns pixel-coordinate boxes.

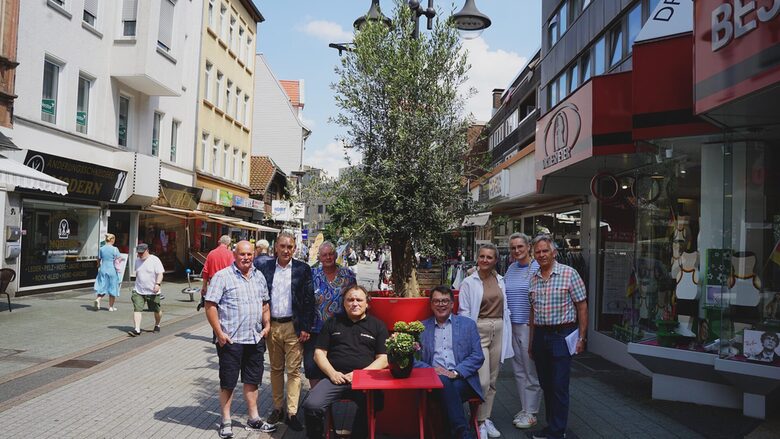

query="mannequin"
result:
[729,252,761,307]
[675,250,699,300]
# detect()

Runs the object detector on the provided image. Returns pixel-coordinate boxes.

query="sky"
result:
[253,0,542,178]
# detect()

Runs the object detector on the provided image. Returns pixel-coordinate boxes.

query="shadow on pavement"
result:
[0,303,30,311]
[175,332,213,343]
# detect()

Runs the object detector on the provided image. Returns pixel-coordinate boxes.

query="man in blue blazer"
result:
[415,285,484,439]
[255,232,315,431]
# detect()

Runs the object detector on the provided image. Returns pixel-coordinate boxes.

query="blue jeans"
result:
[435,376,478,439]
[532,326,574,439]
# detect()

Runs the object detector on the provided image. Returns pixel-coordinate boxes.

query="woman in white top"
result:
[459,243,513,438]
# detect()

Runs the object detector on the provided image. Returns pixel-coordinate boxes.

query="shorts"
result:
[216,340,266,389]
[303,334,325,380]
[131,291,161,312]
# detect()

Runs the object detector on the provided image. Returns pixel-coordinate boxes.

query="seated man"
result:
[415,285,484,439]
[302,284,388,439]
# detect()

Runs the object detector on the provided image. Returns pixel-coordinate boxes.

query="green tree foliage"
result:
[330,1,475,296]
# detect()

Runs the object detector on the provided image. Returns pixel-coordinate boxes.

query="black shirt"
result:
[316,314,388,373]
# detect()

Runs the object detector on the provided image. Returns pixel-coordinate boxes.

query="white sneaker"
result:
[93,299,100,311]
[109,306,116,312]
[478,423,488,439]
[484,419,501,437]
[512,411,525,424]
[514,412,537,429]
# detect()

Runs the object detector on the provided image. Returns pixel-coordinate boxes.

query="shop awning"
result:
[206,214,280,233]
[462,212,491,227]
[235,220,280,233]
[146,205,207,219]
[0,157,69,195]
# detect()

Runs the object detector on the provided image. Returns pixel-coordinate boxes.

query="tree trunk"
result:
[390,233,419,297]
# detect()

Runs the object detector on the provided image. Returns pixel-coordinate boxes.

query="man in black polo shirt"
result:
[302,284,388,439]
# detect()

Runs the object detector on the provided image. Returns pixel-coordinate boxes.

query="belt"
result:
[271,316,293,323]
[535,322,576,332]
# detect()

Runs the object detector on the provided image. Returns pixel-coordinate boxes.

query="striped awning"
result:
[0,157,68,195]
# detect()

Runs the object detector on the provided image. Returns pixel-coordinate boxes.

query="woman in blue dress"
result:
[304,241,356,388]
[94,233,122,311]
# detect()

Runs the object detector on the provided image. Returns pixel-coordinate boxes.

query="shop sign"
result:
[251,198,264,210]
[487,170,509,199]
[22,150,127,202]
[196,202,225,214]
[541,103,582,170]
[694,0,780,112]
[160,180,202,210]
[217,189,233,206]
[233,195,258,209]
[635,0,693,43]
[272,200,290,221]
[57,219,71,239]
[20,261,98,287]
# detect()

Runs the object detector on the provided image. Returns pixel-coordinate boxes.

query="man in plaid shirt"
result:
[205,240,275,438]
[528,235,588,439]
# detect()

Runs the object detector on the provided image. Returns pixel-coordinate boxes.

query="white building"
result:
[252,53,310,176]
[3,0,202,294]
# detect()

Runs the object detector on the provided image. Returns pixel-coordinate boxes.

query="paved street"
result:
[0,262,778,438]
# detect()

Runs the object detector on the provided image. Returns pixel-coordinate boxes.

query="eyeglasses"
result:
[432,299,451,305]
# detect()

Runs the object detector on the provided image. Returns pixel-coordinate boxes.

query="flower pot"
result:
[388,354,414,378]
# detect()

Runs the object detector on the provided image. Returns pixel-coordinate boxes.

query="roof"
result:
[237,0,264,23]
[279,80,303,108]
[250,156,285,196]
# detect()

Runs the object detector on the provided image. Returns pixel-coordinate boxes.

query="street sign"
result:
[302,229,308,240]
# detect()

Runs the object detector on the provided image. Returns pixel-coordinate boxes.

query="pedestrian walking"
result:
[204,240,276,438]
[504,233,542,429]
[255,231,315,431]
[198,235,235,311]
[529,234,588,439]
[306,241,356,388]
[458,243,513,439]
[128,243,164,337]
[94,233,122,312]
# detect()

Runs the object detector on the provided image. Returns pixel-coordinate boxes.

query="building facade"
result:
[536,0,780,418]
[252,53,311,176]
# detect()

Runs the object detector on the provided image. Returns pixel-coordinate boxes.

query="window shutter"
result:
[158,0,175,49]
[122,0,138,20]
[84,0,98,17]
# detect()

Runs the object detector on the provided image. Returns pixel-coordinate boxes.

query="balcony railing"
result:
[490,109,537,165]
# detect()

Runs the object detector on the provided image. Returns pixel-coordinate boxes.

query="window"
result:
[122,0,137,37]
[229,16,236,52]
[243,95,250,125]
[207,0,215,29]
[594,36,605,75]
[609,24,623,67]
[225,80,232,115]
[548,1,569,47]
[215,71,223,108]
[170,120,180,162]
[152,112,162,156]
[627,4,642,54]
[157,0,175,52]
[238,26,245,62]
[548,20,559,46]
[559,1,568,35]
[581,51,592,83]
[201,132,209,171]
[76,75,91,134]
[220,4,228,41]
[51,0,65,5]
[568,63,579,94]
[558,71,567,103]
[233,147,239,180]
[241,153,247,184]
[223,144,230,176]
[317,205,323,214]
[212,138,220,173]
[118,96,130,147]
[41,59,60,124]
[247,36,253,63]
[83,0,98,26]
[204,62,213,101]
[235,88,242,122]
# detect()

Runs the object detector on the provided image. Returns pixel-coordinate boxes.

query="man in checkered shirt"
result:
[528,234,588,439]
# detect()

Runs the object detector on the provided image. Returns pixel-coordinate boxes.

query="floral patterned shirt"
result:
[311,265,356,333]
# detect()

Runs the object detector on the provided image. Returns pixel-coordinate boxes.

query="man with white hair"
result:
[254,239,274,265]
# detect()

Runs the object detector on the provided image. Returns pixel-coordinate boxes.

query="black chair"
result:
[0,268,15,312]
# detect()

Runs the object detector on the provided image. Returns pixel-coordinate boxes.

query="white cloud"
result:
[460,37,527,122]
[298,20,352,43]
[304,141,362,179]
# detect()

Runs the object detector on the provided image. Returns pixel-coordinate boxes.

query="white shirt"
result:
[134,255,164,295]
[271,261,293,318]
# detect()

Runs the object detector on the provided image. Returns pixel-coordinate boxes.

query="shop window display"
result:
[138,213,183,274]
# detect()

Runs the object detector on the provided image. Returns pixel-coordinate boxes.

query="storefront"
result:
[14,150,127,292]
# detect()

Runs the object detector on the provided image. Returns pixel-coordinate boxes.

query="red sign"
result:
[694,0,780,113]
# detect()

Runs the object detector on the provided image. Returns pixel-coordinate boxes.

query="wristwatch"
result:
[451,370,460,378]
[578,337,587,342]
[155,283,161,286]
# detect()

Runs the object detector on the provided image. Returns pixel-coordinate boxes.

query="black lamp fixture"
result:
[352,0,491,39]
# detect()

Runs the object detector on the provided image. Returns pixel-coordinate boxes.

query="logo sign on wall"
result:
[22,150,127,202]
[487,170,509,199]
[58,219,70,239]
[542,103,582,170]
[272,200,290,221]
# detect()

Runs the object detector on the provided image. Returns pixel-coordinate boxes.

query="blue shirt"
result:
[311,265,356,333]
[504,260,539,324]
[205,263,270,344]
[432,315,456,370]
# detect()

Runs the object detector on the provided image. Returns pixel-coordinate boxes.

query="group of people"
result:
[97,228,588,439]
[93,234,166,337]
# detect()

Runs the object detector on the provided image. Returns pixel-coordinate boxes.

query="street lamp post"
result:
[352,0,491,39]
